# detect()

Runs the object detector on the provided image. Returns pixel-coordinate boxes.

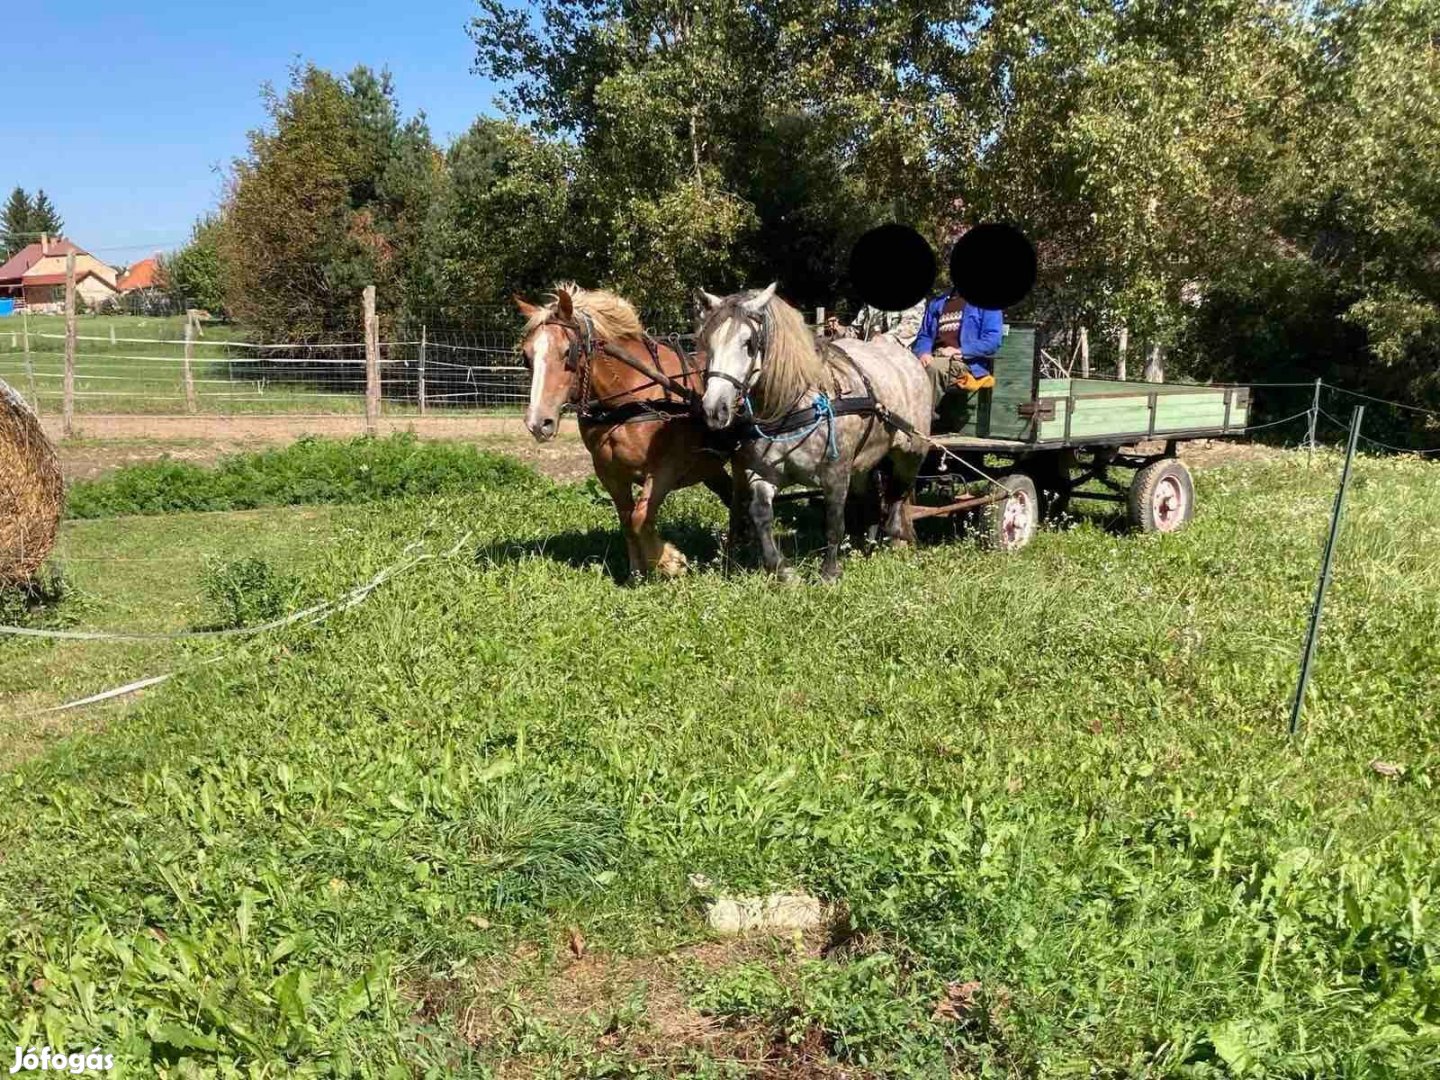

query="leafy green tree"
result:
[160,216,226,314]
[220,64,441,338]
[2,187,34,259]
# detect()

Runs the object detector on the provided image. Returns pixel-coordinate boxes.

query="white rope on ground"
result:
[11,533,474,716]
[1,533,471,643]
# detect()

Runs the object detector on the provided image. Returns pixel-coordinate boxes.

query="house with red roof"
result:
[117,255,162,293]
[0,234,120,311]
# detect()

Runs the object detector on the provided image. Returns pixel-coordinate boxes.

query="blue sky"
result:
[6,0,501,264]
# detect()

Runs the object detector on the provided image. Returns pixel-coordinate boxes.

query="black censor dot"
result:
[848,224,936,313]
[949,222,1036,310]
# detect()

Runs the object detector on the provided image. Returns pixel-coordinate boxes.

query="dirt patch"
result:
[45,414,595,484]
[443,926,862,1077]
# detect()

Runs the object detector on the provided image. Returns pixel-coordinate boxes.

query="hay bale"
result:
[0,379,63,586]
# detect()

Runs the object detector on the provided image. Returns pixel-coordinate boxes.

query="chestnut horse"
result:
[515,285,736,579]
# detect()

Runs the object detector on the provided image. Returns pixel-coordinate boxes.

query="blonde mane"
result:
[703,289,831,422]
[522,283,646,342]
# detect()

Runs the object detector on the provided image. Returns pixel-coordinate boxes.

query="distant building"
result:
[117,255,162,293]
[0,234,120,311]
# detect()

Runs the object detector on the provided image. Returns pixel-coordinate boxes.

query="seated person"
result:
[824,298,927,349]
[913,290,1004,409]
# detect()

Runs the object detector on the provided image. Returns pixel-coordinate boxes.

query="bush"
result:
[196,556,304,631]
[65,434,541,519]
[0,564,74,629]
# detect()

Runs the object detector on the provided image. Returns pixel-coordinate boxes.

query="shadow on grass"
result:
[474,521,725,581]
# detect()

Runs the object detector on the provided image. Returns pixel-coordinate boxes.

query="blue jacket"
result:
[912,294,1004,375]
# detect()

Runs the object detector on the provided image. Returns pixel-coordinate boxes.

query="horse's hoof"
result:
[775,566,799,585]
[656,546,689,579]
[820,567,843,585]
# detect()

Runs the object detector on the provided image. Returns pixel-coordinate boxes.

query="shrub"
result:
[66,434,542,519]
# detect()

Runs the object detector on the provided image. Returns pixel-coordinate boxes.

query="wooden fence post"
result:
[63,253,76,438]
[20,305,38,415]
[418,324,428,416]
[1116,327,1129,381]
[1143,343,1164,383]
[182,309,198,413]
[1078,326,1090,378]
[363,286,380,435]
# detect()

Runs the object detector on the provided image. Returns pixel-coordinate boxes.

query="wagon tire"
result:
[1128,459,1194,534]
[980,473,1039,552]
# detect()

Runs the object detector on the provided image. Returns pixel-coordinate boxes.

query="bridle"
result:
[525,313,701,421]
[701,307,770,403]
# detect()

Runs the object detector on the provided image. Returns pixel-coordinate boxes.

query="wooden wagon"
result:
[913,324,1250,550]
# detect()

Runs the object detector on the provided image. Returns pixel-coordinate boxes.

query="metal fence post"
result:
[1290,404,1364,737]
[363,286,380,435]
[1306,378,1322,464]
[418,324,428,417]
[20,305,38,415]
[63,253,76,438]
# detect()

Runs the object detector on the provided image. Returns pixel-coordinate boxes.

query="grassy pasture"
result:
[2,444,1438,1076]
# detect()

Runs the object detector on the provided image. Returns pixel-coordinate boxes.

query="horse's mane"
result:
[523,283,645,342]
[702,289,831,422]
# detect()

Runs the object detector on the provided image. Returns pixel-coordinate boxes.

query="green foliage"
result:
[1,187,64,260]
[64,434,541,518]
[160,216,226,314]
[220,64,441,337]
[1,186,33,260]
[197,556,304,630]
[4,449,1440,1074]
[0,565,74,629]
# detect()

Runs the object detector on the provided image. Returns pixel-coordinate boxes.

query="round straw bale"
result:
[0,379,64,586]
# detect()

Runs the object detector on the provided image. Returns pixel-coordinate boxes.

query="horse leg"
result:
[599,469,643,580]
[634,470,688,578]
[883,450,923,545]
[748,475,791,581]
[820,469,851,583]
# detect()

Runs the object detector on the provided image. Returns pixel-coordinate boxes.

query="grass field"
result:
[2,442,1438,1076]
[0,315,522,417]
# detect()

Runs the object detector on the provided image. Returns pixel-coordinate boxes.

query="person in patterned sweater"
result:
[912,290,1004,411]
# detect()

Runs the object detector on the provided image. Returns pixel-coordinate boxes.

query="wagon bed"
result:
[911,324,1250,548]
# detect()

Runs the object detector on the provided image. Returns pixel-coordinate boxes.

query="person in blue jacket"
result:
[912,290,1004,407]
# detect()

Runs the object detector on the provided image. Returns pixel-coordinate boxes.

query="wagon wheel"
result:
[1127,459,1195,534]
[980,473,1039,552]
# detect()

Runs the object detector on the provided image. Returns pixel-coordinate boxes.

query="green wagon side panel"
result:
[943,324,1036,440]
[1034,379,1247,442]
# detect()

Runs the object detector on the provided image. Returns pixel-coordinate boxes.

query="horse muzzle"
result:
[525,410,559,442]
[701,382,737,431]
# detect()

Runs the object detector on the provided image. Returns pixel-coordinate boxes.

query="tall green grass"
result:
[64,434,541,518]
[2,451,1438,1076]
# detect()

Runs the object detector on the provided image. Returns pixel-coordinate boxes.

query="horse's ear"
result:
[556,289,574,321]
[742,282,778,314]
[696,289,723,312]
[513,294,540,318]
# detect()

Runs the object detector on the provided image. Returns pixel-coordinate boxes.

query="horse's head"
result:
[696,282,777,431]
[515,290,579,442]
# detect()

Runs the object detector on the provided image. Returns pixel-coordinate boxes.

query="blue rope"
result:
[749,393,839,460]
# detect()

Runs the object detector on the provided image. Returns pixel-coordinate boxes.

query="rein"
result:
[541,315,703,427]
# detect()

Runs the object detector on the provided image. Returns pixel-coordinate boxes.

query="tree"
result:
[219,64,441,338]
[160,215,226,314]
[29,189,62,236]
[1,187,34,260]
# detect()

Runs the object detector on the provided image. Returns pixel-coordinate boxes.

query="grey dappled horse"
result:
[697,284,931,582]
